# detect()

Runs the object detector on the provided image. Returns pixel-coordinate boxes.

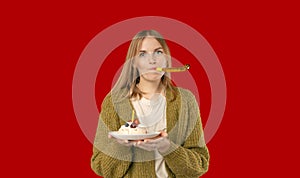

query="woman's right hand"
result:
[108,134,137,147]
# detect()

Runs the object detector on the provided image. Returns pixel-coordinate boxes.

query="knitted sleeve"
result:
[162,90,210,177]
[91,94,132,177]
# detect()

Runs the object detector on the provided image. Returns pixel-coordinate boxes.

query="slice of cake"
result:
[118,119,148,135]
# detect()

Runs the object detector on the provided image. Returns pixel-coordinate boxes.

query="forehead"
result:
[139,37,162,51]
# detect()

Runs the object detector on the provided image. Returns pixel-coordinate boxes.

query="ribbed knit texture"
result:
[91,87,210,178]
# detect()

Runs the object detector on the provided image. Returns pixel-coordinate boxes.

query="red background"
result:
[1,0,299,177]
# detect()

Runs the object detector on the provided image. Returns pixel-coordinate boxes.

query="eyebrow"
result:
[139,47,163,53]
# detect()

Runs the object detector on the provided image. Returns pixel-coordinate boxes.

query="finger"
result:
[160,131,168,137]
[116,139,134,147]
[144,135,162,142]
[137,140,144,144]
[144,137,164,143]
[116,139,129,144]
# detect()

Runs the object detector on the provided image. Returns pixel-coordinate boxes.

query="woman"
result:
[91,30,209,178]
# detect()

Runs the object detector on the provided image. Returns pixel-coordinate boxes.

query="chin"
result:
[141,73,163,81]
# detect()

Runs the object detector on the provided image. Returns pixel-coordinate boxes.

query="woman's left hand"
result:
[134,131,171,153]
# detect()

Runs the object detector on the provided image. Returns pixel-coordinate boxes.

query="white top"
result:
[131,93,168,178]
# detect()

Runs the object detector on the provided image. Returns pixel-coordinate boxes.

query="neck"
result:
[137,79,163,98]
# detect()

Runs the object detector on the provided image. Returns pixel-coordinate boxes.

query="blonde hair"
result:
[111,30,175,100]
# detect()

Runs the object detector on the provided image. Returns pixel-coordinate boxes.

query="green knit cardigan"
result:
[91,87,209,178]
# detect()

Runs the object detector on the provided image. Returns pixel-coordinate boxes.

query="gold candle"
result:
[156,64,190,72]
[131,110,135,122]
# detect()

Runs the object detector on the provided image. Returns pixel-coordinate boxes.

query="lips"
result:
[139,67,164,75]
[149,67,158,70]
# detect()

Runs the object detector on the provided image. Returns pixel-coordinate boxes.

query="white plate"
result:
[109,131,160,140]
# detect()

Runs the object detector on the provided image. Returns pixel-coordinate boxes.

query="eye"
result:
[139,52,145,57]
[153,50,164,58]
[155,50,163,55]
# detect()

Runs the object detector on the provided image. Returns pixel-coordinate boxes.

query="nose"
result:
[148,53,156,64]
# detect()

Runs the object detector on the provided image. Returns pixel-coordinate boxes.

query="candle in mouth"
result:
[156,64,190,72]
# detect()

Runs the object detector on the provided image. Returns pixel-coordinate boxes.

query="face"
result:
[134,37,167,82]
